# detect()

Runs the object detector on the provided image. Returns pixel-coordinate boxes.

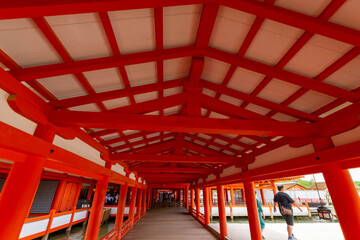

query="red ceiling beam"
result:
[111,153,241,164]
[182,140,222,156]
[207,47,360,102]
[140,173,202,179]
[132,140,176,154]
[223,0,360,47]
[111,93,187,114]
[101,131,153,146]
[130,167,213,174]
[111,133,174,152]
[0,0,212,19]
[11,46,199,81]
[202,81,319,122]
[99,12,136,104]
[49,110,320,137]
[51,79,184,109]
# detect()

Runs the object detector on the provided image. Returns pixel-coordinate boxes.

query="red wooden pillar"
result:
[195,188,200,219]
[185,186,189,209]
[322,162,360,239]
[147,187,151,210]
[203,187,210,225]
[87,180,95,201]
[190,189,194,213]
[260,188,266,205]
[136,188,143,215]
[244,180,262,240]
[271,180,276,199]
[85,177,109,240]
[142,188,147,215]
[241,188,246,202]
[217,185,228,240]
[115,182,128,233]
[51,178,67,212]
[0,125,55,239]
[72,180,83,208]
[128,186,138,226]
[313,137,360,239]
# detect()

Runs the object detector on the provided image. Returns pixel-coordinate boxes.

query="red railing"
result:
[100,228,119,240]
[121,218,133,237]
[198,212,205,225]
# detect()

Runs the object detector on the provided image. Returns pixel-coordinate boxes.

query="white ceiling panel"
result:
[163,57,191,80]
[213,138,228,145]
[163,5,202,49]
[83,68,124,93]
[257,78,301,104]
[275,0,331,17]
[209,111,229,119]
[209,6,256,54]
[245,20,304,66]
[102,97,130,110]
[245,103,271,116]
[202,57,231,84]
[163,105,181,115]
[134,91,158,103]
[287,90,336,113]
[38,74,87,99]
[0,18,62,67]
[100,132,120,141]
[109,9,155,54]
[69,103,100,112]
[271,112,298,122]
[202,88,217,97]
[46,13,112,60]
[219,94,243,106]
[227,67,265,94]
[324,57,360,91]
[284,34,353,78]
[126,61,157,87]
[164,86,183,97]
[240,137,257,145]
[329,1,360,31]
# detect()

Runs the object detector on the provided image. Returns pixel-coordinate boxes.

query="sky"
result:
[302,168,360,182]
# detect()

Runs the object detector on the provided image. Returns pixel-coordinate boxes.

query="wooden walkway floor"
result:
[123,206,217,240]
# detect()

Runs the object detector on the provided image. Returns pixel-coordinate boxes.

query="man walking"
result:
[274,185,302,240]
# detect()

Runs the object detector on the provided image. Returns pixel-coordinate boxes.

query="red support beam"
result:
[11,47,199,81]
[111,153,241,164]
[131,167,213,174]
[217,185,228,240]
[115,182,128,234]
[243,180,262,240]
[207,47,360,102]
[141,173,202,179]
[52,78,184,109]
[0,125,55,239]
[49,110,320,137]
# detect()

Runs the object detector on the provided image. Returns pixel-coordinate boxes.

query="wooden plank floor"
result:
[123,206,217,240]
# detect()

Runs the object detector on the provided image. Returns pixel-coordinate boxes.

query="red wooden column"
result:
[313,137,360,239]
[185,185,189,209]
[322,162,360,239]
[51,177,67,212]
[136,187,143,216]
[203,187,210,225]
[195,188,200,219]
[217,185,228,240]
[128,186,138,226]
[241,188,246,202]
[0,125,55,239]
[190,189,194,214]
[85,177,109,240]
[147,187,151,210]
[271,180,276,198]
[115,182,128,234]
[260,188,266,204]
[142,188,147,215]
[244,180,262,240]
[87,180,95,201]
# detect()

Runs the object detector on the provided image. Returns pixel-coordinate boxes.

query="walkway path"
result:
[123,207,217,240]
[209,222,344,240]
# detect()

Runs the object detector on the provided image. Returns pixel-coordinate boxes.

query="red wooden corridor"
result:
[0,0,360,239]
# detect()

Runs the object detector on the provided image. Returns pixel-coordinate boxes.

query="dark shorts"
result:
[281,212,294,226]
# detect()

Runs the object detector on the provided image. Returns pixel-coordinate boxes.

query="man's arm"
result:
[273,202,278,212]
[292,202,303,212]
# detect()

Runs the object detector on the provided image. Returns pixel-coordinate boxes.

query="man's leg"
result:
[287,225,293,238]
